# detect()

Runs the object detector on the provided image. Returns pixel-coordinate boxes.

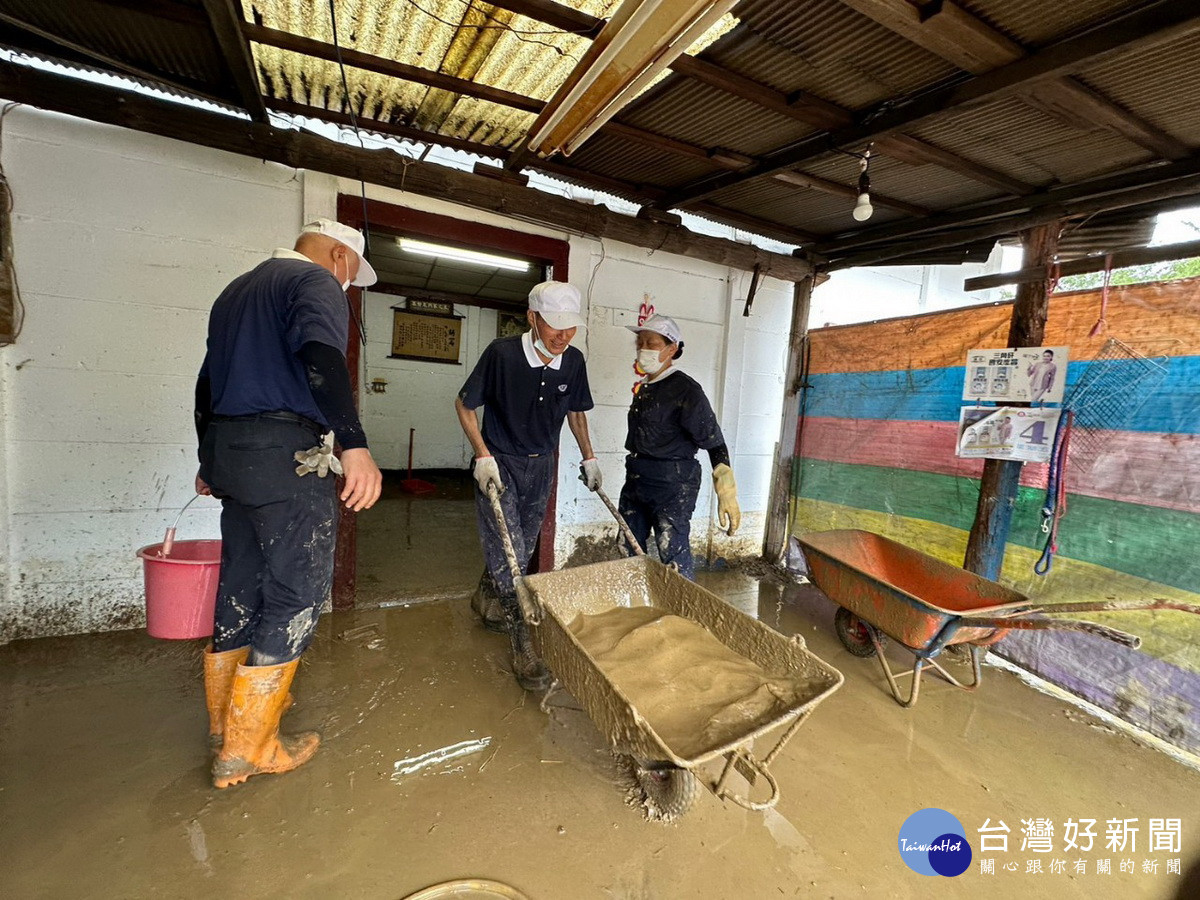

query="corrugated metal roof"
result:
[709,178,909,235]
[717,0,960,110]
[955,0,1141,49]
[909,97,1154,187]
[1076,31,1200,149]
[1,0,229,93]
[797,153,1002,211]
[619,77,817,158]
[566,132,716,190]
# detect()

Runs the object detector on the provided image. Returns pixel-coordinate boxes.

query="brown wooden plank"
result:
[242,22,545,114]
[1023,79,1191,161]
[664,0,1200,207]
[963,237,1200,290]
[773,170,930,217]
[875,134,1036,195]
[201,0,267,121]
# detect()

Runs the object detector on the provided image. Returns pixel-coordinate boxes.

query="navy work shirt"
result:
[201,251,349,426]
[626,369,724,460]
[459,331,594,456]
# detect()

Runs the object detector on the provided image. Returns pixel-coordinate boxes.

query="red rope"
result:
[1089,254,1112,337]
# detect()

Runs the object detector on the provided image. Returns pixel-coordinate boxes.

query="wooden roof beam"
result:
[664,0,1200,207]
[772,170,931,217]
[242,22,545,113]
[839,0,1190,161]
[815,153,1200,257]
[0,60,812,281]
[201,0,268,122]
[478,0,1037,195]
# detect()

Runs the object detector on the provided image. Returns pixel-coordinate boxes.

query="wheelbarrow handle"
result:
[591,484,646,556]
[1029,599,1200,617]
[956,614,1141,649]
[484,482,541,626]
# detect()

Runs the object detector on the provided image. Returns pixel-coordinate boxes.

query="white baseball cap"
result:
[528,281,584,330]
[626,313,682,344]
[300,218,378,287]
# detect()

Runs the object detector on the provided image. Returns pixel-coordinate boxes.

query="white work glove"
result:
[712,463,741,536]
[579,457,603,492]
[474,455,503,494]
[294,432,344,478]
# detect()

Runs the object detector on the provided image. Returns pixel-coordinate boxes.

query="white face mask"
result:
[336,257,351,293]
[637,348,667,376]
[532,321,562,358]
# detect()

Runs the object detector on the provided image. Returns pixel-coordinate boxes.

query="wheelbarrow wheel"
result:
[618,755,698,821]
[835,607,885,658]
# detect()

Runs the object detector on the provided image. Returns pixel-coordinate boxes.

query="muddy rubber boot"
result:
[212,659,320,789]
[203,644,250,751]
[501,596,551,692]
[470,571,507,633]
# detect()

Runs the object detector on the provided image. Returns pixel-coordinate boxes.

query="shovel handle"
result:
[485,482,541,625]
[957,614,1141,649]
[593,485,645,556]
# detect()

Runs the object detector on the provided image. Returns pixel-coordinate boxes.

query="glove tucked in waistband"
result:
[294,431,343,478]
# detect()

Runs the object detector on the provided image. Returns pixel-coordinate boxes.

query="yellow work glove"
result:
[712,463,740,536]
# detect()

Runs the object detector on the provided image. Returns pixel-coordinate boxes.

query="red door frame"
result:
[333,194,572,609]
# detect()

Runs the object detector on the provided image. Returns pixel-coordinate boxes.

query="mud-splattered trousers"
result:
[618,457,702,580]
[199,416,336,664]
[473,453,555,614]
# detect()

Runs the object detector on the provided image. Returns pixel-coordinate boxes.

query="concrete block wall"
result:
[0,105,302,640]
[359,296,497,470]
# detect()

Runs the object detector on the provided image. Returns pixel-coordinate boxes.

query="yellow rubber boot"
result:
[212,659,320,789]
[203,644,250,750]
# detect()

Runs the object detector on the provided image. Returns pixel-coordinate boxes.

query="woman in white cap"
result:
[619,314,740,578]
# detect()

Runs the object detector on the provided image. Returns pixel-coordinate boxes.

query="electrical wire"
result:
[399,0,592,54]
[0,101,24,347]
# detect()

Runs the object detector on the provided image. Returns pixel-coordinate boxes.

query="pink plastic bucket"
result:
[137,539,222,639]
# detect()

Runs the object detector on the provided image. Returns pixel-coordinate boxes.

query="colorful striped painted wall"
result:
[793,277,1200,753]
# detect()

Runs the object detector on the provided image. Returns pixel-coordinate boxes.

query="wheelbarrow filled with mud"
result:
[798,529,1200,708]
[486,485,843,819]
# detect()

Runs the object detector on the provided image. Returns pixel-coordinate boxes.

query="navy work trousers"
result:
[473,453,555,610]
[199,416,337,665]
[618,456,702,579]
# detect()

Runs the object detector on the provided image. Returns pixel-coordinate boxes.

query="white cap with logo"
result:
[300,218,378,287]
[625,313,682,344]
[528,281,585,330]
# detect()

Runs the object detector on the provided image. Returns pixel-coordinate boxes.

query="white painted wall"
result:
[359,296,497,470]
[0,105,301,640]
[0,106,792,641]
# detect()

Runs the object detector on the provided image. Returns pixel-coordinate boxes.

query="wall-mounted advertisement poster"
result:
[957,407,1062,463]
[963,346,1068,404]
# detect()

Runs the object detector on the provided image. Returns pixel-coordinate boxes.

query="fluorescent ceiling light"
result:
[397,238,530,272]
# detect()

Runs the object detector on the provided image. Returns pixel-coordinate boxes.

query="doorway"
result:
[335,196,571,609]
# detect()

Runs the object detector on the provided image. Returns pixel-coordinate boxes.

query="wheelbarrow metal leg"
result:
[869,627,924,708]
[926,644,984,692]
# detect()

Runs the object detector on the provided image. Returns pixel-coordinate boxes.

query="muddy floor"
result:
[2,490,1199,899]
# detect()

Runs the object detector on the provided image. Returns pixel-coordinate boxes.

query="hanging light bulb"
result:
[852,192,874,222]
[851,150,874,222]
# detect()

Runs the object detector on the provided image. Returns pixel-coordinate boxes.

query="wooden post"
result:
[763,274,815,563]
[963,221,1061,579]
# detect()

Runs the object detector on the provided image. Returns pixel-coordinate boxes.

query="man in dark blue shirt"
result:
[194,218,382,789]
[621,314,740,579]
[455,281,599,690]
